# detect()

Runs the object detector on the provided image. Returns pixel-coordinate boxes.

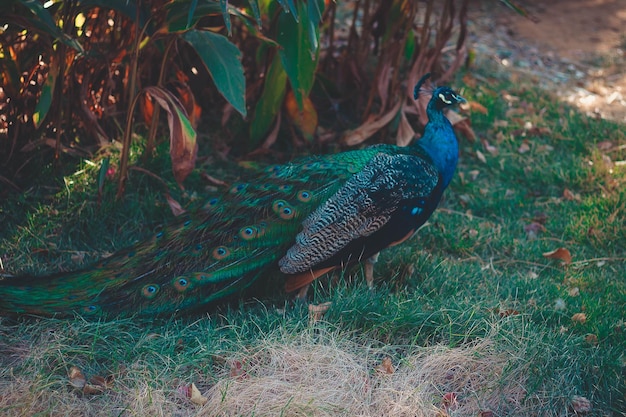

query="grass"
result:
[1,65,625,416]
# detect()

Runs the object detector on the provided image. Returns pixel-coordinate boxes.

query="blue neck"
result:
[416,105,459,188]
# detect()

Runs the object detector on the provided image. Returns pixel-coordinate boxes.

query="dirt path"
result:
[469,0,626,122]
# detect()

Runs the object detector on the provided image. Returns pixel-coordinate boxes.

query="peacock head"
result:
[413,73,466,111]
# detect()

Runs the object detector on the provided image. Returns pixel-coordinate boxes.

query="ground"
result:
[470,0,626,122]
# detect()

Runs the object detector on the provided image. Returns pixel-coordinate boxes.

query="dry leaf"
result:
[570,395,592,414]
[468,101,488,114]
[475,150,487,163]
[375,357,395,374]
[584,334,598,345]
[441,392,458,410]
[190,383,208,405]
[499,308,520,317]
[229,360,247,380]
[562,188,581,201]
[571,313,587,324]
[342,102,401,146]
[68,366,86,389]
[543,248,572,264]
[165,193,186,217]
[596,140,614,151]
[524,222,545,240]
[517,141,530,154]
[493,120,508,128]
[568,287,580,297]
[309,302,332,323]
[82,383,105,395]
[396,107,415,147]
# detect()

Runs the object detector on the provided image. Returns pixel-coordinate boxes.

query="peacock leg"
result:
[364,252,380,289]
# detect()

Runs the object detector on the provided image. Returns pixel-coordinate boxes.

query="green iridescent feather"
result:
[0,76,466,318]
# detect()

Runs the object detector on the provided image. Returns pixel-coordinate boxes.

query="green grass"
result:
[1,68,625,416]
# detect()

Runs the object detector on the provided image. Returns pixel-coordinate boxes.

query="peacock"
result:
[0,74,465,318]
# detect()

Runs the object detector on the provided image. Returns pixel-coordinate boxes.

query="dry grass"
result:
[0,323,528,417]
[200,329,523,417]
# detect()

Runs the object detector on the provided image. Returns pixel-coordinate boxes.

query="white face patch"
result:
[438,93,452,104]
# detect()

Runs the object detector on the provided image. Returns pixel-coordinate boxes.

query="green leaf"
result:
[33,62,58,128]
[187,0,199,30]
[404,28,416,61]
[276,0,298,21]
[183,30,246,117]
[247,0,262,27]
[249,53,287,146]
[166,1,222,33]
[220,0,232,35]
[276,0,320,108]
[143,86,198,186]
[19,0,83,52]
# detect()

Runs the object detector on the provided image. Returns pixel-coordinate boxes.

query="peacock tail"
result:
[0,74,466,318]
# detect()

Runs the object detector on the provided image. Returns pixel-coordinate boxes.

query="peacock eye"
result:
[178,278,188,287]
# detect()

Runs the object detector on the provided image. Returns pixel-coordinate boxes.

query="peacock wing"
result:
[279,152,440,275]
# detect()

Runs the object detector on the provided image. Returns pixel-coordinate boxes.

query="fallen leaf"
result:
[441,392,458,410]
[475,150,487,163]
[543,248,572,265]
[570,395,592,414]
[468,170,480,181]
[230,360,247,379]
[190,383,208,405]
[493,119,508,128]
[562,188,581,201]
[517,141,530,154]
[568,287,580,297]
[468,101,488,114]
[68,366,86,389]
[524,222,545,240]
[82,383,105,395]
[571,313,587,324]
[499,308,520,317]
[596,140,614,151]
[375,357,395,374]
[165,193,186,217]
[584,334,598,345]
[309,302,332,323]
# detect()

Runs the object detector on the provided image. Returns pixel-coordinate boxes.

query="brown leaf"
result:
[447,110,476,141]
[571,313,587,324]
[309,301,332,323]
[190,383,208,405]
[396,107,415,147]
[82,383,105,395]
[499,308,520,317]
[475,150,487,163]
[375,357,395,375]
[568,287,580,297]
[229,360,247,380]
[342,101,401,146]
[468,101,488,114]
[68,366,86,389]
[570,395,592,414]
[493,120,508,128]
[543,248,572,264]
[584,334,598,345]
[596,140,614,151]
[562,188,581,201]
[164,193,186,217]
[144,86,198,187]
[517,141,530,154]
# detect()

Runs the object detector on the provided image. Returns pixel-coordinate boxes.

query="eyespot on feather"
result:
[297,190,313,202]
[240,226,258,240]
[212,246,230,260]
[173,276,191,292]
[142,284,160,299]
